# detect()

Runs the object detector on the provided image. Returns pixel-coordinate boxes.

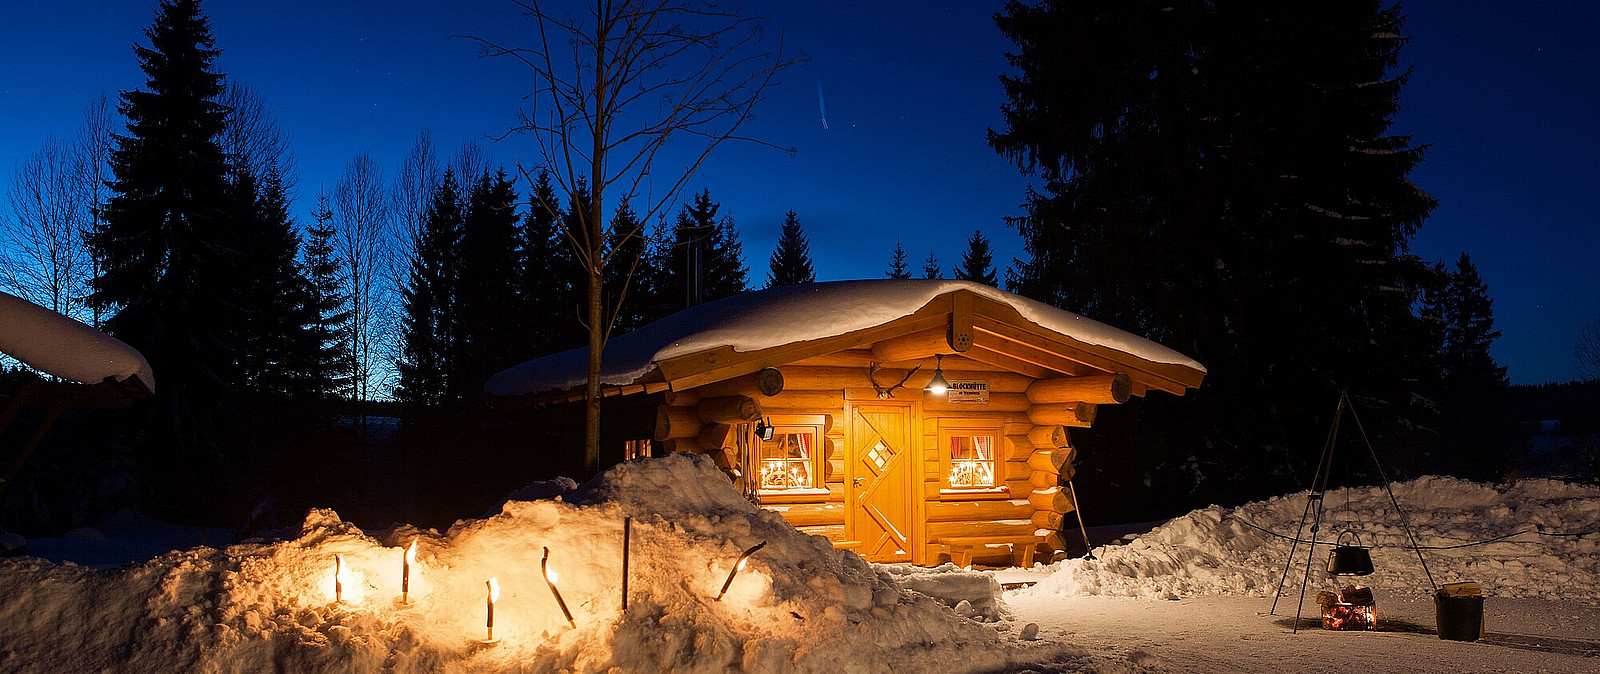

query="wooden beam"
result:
[1032,510,1068,530]
[655,406,703,440]
[920,392,1031,413]
[958,344,1051,379]
[1026,448,1072,474]
[973,310,1202,394]
[870,327,950,364]
[1027,425,1071,450]
[948,289,974,352]
[926,519,1038,541]
[663,389,700,407]
[1028,486,1074,513]
[925,499,1033,523]
[697,396,761,423]
[973,331,1095,377]
[1026,403,1097,428]
[699,423,734,450]
[692,367,785,399]
[1026,374,1132,405]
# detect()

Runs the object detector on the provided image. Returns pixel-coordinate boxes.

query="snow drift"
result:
[0,289,154,392]
[0,455,1043,673]
[1022,476,1600,601]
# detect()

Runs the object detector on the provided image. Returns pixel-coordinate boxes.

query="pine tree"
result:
[86,0,238,503]
[396,172,462,406]
[516,170,574,358]
[303,191,351,400]
[991,1,1437,504]
[886,240,911,279]
[602,198,649,334]
[455,169,523,401]
[922,250,941,280]
[766,210,815,287]
[230,171,328,400]
[1435,253,1513,479]
[954,229,998,286]
[647,188,749,320]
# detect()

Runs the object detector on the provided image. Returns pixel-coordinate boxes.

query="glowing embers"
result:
[1317,586,1377,631]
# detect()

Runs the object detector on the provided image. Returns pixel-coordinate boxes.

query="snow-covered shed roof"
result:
[487,279,1205,400]
[0,290,155,394]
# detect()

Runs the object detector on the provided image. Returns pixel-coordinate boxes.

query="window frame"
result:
[937,419,1007,493]
[754,419,827,495]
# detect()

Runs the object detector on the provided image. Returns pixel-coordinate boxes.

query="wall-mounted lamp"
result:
[925,354,950,395]
[754,417,775,442]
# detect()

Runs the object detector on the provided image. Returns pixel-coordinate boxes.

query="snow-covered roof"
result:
[488,279,1202,398]
[0,290,155,393]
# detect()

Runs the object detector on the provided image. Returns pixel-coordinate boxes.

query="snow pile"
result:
[0,289,154,392]
[1023,476,1600,601]
[488,279,1204,395]
[0,455,1048,673]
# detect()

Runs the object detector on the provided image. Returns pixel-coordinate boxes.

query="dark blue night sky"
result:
[2,1,1595,384]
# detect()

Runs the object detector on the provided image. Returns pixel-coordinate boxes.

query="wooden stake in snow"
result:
[333,554,344,604]
[621,517,631,612]
[400,539,417,605]
[484,577,500,643]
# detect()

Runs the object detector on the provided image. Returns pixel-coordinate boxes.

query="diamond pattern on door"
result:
[867,440,892,472]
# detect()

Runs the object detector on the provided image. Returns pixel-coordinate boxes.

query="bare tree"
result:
[466,0,797,473]
[1578,312,1600,382]
[2,137,92,320]
[219,81,297,184]
[392,130,442,254]
[74,93,116,327]
[450,140,490,186]
[334,153,394,405]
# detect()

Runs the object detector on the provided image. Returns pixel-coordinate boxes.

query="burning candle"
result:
[401,538,417,604]
[715,541,767,601]
[541,546,576,628]
[334,554,344,603]
[484,577,500,642]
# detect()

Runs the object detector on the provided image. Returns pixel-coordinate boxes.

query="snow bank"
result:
[1021,476,1600,601]
[0,290,154,392]
[488,279,1204,395]
[0,455,1049,673]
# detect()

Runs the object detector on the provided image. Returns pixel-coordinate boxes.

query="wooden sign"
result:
[946,380,990,404]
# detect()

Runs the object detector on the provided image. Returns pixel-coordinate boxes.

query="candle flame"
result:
[736,556,749,572]
[488,577,500,603]
[545,567,559,585]
[405,538,417,564]
[335,554,346,582]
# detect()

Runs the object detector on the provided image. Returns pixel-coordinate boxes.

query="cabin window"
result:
[623,439,652,461]
[758,425,820,491]
[939,419,1005,491]
[947,435,996,488]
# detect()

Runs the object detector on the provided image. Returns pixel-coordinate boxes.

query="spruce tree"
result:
[230,171,328,400]
[455,170,522,400]
[922,250,942,280]
[703,215,749,300]
[766,210,815,287]
[954,229,998,286]
[992,1,1437,505]
[516,170,573,358]
[303,191,351,400]
[602,199,649,334]
[86,0,238,506]
[396,172,462,406]
[649,189,749,320]
[886,240,911,279]
[1436,253,1513,479]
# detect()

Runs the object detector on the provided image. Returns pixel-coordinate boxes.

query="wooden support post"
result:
[948,290,974,352]
[1025,374,1133,405]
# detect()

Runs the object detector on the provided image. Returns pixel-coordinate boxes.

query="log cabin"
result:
[488,280,1205,566]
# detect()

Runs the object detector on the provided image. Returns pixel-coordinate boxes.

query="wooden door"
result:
[848,404,914,562]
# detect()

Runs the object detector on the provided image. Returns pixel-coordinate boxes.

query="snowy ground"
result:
[3,457,1597,672]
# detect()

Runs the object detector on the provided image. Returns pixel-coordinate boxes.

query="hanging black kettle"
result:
[1327,530,1375,576]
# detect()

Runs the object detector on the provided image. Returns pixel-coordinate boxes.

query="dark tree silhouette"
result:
[645,188,749,319]
[303,191,352,400]
[922,250,942,280]
[396,172,462,407]
[767,209,816,287]
[885,240,911,280]
[455,170,523,400]
[87,0,239,508]
[992,0,1438,508]
[1433,253,1513,479]
[954,229,998,286]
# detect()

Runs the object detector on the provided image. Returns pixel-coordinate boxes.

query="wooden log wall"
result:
[652,359,1109,565]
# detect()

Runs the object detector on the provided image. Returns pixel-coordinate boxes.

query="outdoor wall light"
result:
[925,354,950,395]
[754,417,775,441]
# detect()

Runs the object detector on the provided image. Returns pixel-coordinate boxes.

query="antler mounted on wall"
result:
[868,362,920,399]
